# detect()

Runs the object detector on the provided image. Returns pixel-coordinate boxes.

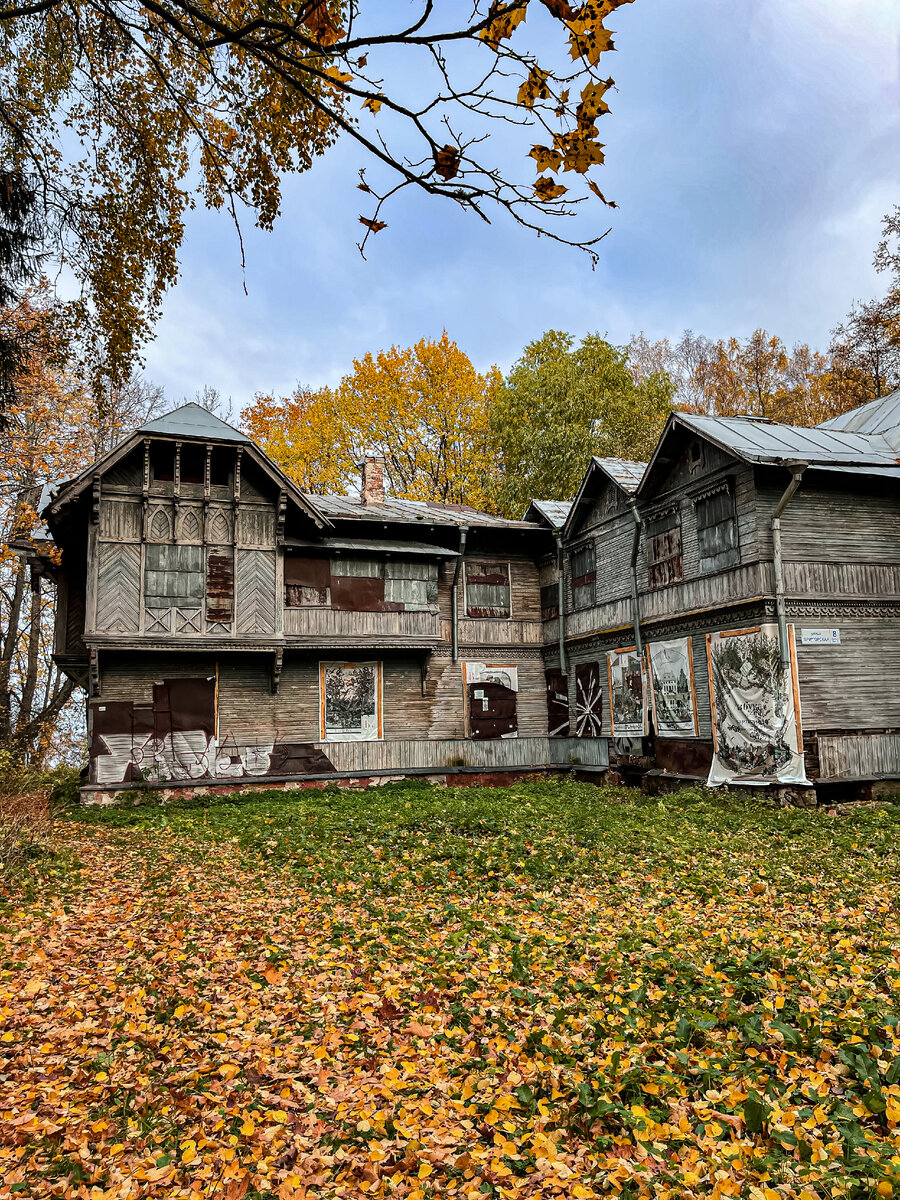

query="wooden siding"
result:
[235,550,277,634]
[442,619,543,645]
[549,737,608,766]
[795,618,900,729]
[319,737,553,772]
[284,608,441,644]
[758,485,900,563]
[817,733,900,780]
[95,543,141,633]
[783,561,900,597]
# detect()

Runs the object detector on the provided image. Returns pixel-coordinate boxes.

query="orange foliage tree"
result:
[243,333,502,511]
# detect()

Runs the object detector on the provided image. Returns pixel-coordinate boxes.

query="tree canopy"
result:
[490,330,673,515]
[242,332,501,510]
[0,0,634,391]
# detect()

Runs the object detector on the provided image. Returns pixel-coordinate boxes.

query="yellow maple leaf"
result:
[479,6,527,50]
[534,176,567,201]
[529,145,563,172]
[363,96,383,115]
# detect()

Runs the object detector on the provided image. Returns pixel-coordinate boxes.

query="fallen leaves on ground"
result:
[1,781,899,1199]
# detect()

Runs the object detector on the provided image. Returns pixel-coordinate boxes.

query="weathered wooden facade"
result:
[543,391,900,798]
[41,390,900,802]
[45,405,601,800]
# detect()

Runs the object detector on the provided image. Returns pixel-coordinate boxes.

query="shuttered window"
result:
[696,484,739,574]
[144,544,204,608]
[464,561,511,618]
[569,543,595,610]
[646,510,683,588]
[540,582,559,620]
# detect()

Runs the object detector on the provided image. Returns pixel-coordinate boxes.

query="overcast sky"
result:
[143,0,900,412]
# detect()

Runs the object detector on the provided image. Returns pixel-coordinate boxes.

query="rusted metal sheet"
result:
[206,552,234,622]
[575,662,603,736]
[545,670,570,737]
[284,555,331,608]
[654,737,713,777]
[268,742,335,775]
[465,561,510,618]
[330,574,386,611]
[468,681,518,740]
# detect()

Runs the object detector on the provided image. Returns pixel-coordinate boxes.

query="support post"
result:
[451,526,468,663]
[772,462,807,670]
[554,532,566,677]
[626,498,643,657]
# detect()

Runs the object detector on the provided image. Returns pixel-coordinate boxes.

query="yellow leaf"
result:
[418,1162,433,1178]
[479,7,527,50]
[240,1119,256,1136]
[534,176,567,201]
[363,97,383,115]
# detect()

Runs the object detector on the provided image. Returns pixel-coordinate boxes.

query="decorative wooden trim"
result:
[276,490,287,542]
[89,648,100,697]
[91,476,101,524]
[272,648,283,694]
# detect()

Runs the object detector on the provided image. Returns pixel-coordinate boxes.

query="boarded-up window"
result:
[150,442,175,482]
[284,555,331,607]
[465,662,518,739]
[647,510,683,588]
[540,582,559,620]
[206,551,234,622]
[145,544,204,608]
[696,485,739,574]
[464,561,510,618]
[569,543,595,610]
[545,670,569,737]
[575,661,603,736]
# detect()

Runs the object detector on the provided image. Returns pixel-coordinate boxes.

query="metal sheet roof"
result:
[523,499,573,528]
[139,403,250,443]
[309,493,543,529]
[283,537,459,557]
[817,389,900,443]
[592,457,646,492]
[676,412,900,467]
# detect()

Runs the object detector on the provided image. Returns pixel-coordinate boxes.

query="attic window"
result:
[689,441,703,473]
[646,508,683,588]
[180,444,205,485]
[210,447,233,487]
[150,443,175,482]
[603,487,619,516]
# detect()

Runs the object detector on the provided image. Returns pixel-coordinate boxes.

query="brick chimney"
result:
[360,454,386,505]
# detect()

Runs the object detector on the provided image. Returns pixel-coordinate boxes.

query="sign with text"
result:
[800,628,841,646]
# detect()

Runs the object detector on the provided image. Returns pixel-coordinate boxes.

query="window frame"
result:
[568,542,596,611]
[645,507,684,589]
[695,481,740,575]
[463,560,512,620]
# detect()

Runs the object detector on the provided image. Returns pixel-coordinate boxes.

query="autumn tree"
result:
[828,296,900,401]
[243,333,502,510]
[490,330,673,516]
[0,0,634,389]
[628,330,716,412]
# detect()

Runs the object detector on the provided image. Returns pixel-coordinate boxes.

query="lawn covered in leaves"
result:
[2,780,900,1200]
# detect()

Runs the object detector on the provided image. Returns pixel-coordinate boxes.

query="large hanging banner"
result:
[647,638,699,737]
[705,624,807,786]
[319,661,383,741]
[606,647,647,737]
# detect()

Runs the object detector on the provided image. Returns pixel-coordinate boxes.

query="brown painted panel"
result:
[89,701,155,759]
[654,737,713,777]
[206,553,234,622]
[151,677,216,738]
[284,555,331,587]
[330,575,386,611]
[545,671,570,737]
[268,742,336,775]
[575,662,603,737]
[468,681,518,740]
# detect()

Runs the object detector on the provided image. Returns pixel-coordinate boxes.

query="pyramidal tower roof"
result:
[138,403,250,443]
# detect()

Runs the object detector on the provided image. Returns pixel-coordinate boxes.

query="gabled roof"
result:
[523,499,573,529]
[44,406,330,530]
[561,456,647,539]
[138,403,250,443]
[638,410,900,497]
[310,493,543,530]
[817,388,900,446]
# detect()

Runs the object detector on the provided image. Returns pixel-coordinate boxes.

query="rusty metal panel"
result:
[284,556,331,587]
[468,681,518,740]
[575,662,603,737]
[545,670,570,737]
[464,561,510,618]
[330,575,386,611]
[206,552,234,622]
[268,742,335,775]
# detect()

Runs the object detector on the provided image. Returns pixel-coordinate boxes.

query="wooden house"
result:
[43,404,594,800]
[551,392,900,798]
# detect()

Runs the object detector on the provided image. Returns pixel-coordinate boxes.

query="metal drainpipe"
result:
[451,526,468,662]
[626,498,643,657]
[554,532,566,677]
[772,462,807,671]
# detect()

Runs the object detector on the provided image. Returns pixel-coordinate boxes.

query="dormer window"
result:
[696,483,739,574]
[150,442,175,483]
[569,543,595,610]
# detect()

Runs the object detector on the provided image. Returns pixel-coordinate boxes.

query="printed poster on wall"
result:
[606,647,647,737]
[705,624,808,786]
[647,637,699,737]
[320,661,383,741]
